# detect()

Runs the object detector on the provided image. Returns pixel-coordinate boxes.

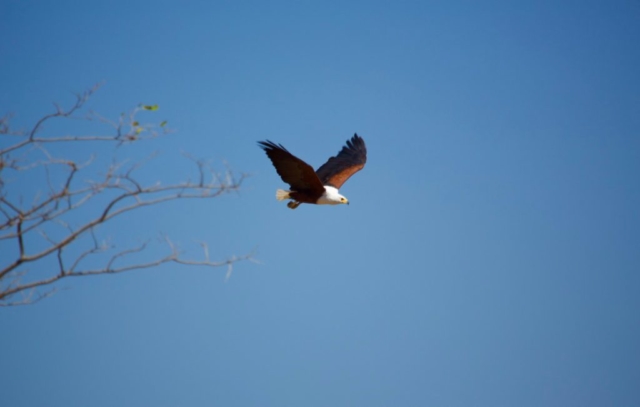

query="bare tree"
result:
[0,85,251,306]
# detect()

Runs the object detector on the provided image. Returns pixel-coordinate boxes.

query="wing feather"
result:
[257,140,325,194]
[315,134,367,189]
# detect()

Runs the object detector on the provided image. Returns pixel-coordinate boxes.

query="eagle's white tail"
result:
[275,189,290,201]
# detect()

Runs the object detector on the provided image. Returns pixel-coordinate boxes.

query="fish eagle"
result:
[258,134,367,209]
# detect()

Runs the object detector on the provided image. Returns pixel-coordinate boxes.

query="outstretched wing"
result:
[315,134,367,189]
[258,140,325,194]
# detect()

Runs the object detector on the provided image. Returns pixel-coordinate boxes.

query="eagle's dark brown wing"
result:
[258,140,325,194]
[315,134,367,189]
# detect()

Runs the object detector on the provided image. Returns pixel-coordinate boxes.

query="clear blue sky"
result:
[2,1,639,406]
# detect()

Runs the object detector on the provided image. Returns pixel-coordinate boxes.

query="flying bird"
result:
[258,134,367,209]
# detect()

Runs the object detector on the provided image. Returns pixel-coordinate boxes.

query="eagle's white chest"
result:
[316,186,344,205]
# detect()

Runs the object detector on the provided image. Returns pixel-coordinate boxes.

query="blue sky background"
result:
[2,1,639,406]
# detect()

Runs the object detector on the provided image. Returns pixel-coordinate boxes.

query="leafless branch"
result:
[0,86,252,305]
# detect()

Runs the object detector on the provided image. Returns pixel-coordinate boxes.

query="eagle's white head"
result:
[318,186,349,205]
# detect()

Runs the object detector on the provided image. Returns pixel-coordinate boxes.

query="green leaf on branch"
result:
[142,104,159,111]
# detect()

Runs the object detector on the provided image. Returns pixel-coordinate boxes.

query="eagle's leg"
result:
[287,201,301,209]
